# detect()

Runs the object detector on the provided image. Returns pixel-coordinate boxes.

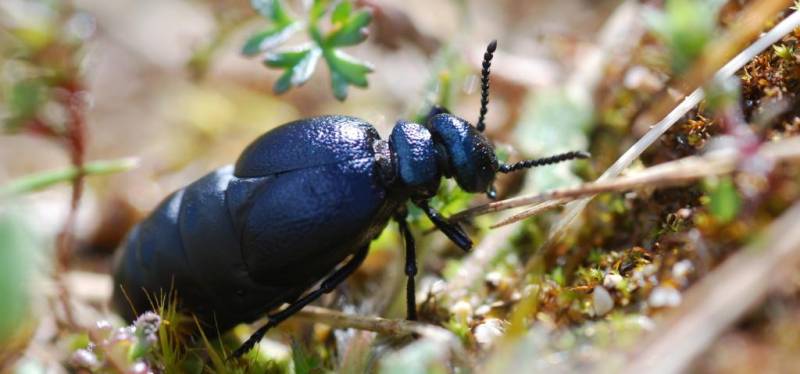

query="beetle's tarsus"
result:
[230,321,274,359]
[416,200,473,252]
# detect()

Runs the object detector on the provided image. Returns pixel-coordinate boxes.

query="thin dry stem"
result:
[467,136,800,227]
[294,306,468,364]
[296,305,437,337]
[451,136,800,227]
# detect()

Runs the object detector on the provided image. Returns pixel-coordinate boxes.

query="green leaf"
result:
[309,0,330,22]
[644,0,723,73]
[330,70,349,101]
[5,79,47,131]
[244,0,373,100]
[273,70,295,94]
[331,1,352,24]
[326,50,372,87]
[241,22,302,56]
[264,45,314,67]
[272,47,322,94]
[251,0,295,26]
[292,47,322,84]
[706,176,741,224]
[291,340,321,374]
[325,9,371,47]
[325,49,373,100]
[0,209,37,344]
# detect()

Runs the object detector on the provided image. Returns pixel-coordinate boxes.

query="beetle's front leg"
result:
[395,210,417,321]
[415,200,472,251]
[231,246,369,359]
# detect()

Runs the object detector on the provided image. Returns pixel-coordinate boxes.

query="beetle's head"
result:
[427,113,498,195]
[425,40,589,199]
[383,40,590,200]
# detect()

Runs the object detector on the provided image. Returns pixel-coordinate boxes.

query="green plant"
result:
[0,158,138,196]
[244,0,373,100]
[773,43,796,61]
[645,0,724,74]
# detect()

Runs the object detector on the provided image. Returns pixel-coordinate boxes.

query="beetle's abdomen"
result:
[112,167,303,330]
[111,188,205,322]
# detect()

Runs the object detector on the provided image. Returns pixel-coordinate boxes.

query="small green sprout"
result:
[705,176,741,224]
[4,79,47,132]
[773,43,796,61]
[244,0,373,100]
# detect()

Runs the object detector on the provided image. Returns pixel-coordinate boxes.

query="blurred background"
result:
[3,0,800,372]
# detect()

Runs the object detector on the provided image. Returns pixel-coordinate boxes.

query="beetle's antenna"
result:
[476,40,497,133]
[498,151,590,173]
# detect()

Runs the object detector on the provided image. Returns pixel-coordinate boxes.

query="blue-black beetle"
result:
[111,41,589,356]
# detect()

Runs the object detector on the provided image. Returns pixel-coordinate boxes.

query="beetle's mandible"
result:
[111,41,590,357]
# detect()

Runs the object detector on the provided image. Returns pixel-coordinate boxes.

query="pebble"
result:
[603,272,623,289]
[649,286,682,308]
[623,65,664,92]
[474,319,505,349]
[451,300,472,323]
[593,286,614,316]
[672,259,694,284]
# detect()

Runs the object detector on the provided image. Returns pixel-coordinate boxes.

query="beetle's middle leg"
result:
[231,245,369,358]
[395,210,418,321]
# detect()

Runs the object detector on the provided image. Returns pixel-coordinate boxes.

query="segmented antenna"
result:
[476,40,497,133]
[498,151,590,173]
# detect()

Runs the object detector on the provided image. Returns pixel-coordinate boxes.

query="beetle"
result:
[111,40,589,357]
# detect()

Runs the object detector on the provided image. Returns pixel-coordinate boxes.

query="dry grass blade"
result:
[452,136,800,226]
[295,305,450,339]
[488,136,800,227]
[622,200,800,374]
[294,305,467,363]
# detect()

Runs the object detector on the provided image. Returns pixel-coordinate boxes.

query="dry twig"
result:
[294,305,468,364]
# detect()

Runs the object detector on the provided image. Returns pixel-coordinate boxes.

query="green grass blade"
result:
[0,157,139,196]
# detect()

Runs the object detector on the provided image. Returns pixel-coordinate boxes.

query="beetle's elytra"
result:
[111,41,589,357]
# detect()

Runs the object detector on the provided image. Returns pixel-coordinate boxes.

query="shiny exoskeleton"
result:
[111,41,589,357]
